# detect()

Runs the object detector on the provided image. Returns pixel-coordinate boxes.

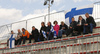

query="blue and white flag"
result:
[42,31,47,38]
[50,25,55,32]
[54,31,57,38]
[65,5,93,25]
[9,34,15,48]
[50,25,57,38]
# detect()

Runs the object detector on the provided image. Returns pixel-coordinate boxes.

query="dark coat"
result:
[46,25,51,32]
[70,21,78,29]
[60,24,68,30]
[31,28,39,38]
[40,26,47,41]
[86,16,96,27]
[78,19,85,26]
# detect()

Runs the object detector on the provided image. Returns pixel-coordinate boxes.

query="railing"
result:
[0,1,100,54]
[0,33,100,54]
[0,2,100,41]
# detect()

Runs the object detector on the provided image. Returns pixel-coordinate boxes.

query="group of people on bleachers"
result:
[7,13,96,46]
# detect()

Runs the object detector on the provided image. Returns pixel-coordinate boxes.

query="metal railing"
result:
[0,33,100,54]
[0,1,100,46]
[0,10,65,41]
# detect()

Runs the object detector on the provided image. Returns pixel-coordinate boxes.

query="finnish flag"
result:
[9,34,15,48]
[42,31,47,38]
[50,25,57,38]
[65,5,93,25]
[50,25,55,32]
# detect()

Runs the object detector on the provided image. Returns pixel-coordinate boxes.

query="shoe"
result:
[83,33,88,35]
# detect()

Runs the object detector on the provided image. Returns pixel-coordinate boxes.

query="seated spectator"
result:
[7,30,16,46]
[53,21,60,38]
[29,26,39,43]
[40,22,47,41]
[58,21,68,38]
[22,28,30,44]
[77,16,85,35]
[66,17,78,36]
[46,22,53,40]
[15,29,22,45]
[83,13,96,34]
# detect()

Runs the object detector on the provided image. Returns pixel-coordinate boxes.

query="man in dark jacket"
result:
[29,26,39,43]
[66,17,78,36]
[77,16,85,35]
[83,13,96,34]
[58,21,68,38]
[40,22,47,41]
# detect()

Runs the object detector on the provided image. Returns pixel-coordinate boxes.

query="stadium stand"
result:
[0,22,100,54]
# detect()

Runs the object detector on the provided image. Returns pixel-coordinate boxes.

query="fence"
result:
[0,1,100,41]
[0,10,65,41]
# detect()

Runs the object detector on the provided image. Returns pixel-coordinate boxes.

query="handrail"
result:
[0,10,64,27]
[0,33,100,50]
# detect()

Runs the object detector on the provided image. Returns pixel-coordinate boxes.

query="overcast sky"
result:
[0,0,100,26]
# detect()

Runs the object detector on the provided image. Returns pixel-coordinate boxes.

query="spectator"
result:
[7,30,16,46]
[15,29,22,45]
[22,28,30,44]
[58,21,68,38]
[46,22,53,40]
[77,16,85,35]
[29,26,39,43]
[53,21,60,37]
[40,22,47,41]
[83,13,96,34]
[66,17,78,36]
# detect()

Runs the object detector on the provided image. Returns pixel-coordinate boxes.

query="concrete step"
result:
[1,40,100,54]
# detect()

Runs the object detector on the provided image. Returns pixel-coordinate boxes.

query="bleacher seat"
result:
[0,22,100,54]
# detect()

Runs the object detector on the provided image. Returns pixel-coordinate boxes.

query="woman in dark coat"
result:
[46,22,53,40]
[40,22,47,41]
[77,16,85,35]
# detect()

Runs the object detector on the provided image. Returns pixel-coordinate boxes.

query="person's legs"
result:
[62,30,65,34]
[18,37,22,45]
[7,40,9,46]
[77,26,82,35]
[66,28,73,36]
[23,36,27,44]
[89,23,95,33]
[15,40,18,45]
[34,36,39,42]
[83,25,89,34]
[39,35,44,41]
[58,30,62,38]
[48,32,53,40]
[16,39,20,45]
[29,35,32,43]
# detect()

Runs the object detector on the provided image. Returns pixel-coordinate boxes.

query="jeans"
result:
[15,39,20,45]
[83,23,95,33]
[29,35,34,43]
[23,36,27,44]
[47,32,53,40]
[77,25,83,34]
[58,30,65,38]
